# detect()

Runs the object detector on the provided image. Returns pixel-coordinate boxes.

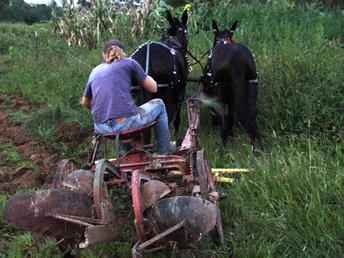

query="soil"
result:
[0,94,133,255]
[0,94,80,193]
[56,121,91,147]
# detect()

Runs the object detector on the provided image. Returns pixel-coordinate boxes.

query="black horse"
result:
[131,10,189,134]
[202,20,259,146]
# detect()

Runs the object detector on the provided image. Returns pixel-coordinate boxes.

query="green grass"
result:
[222,136,344,257]
[0,144,22,166]
[0,143,35,169]
[0,2,344,258]
[5,233,62,258]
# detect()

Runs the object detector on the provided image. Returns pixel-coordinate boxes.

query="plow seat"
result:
[102,120,157,143]
[88,121,157,165]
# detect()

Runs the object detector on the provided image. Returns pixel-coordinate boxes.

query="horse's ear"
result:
[230,20,239,32]
[166,10,175,27]
[212,20,219,33]
[181,9,188,26]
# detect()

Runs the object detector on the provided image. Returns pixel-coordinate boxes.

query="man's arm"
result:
[80,96,91,109]
[82,75,93,110]
[130,59,158,93]
[142,75,157,93]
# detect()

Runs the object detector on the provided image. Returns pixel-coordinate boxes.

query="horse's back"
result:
[212,43,257,82]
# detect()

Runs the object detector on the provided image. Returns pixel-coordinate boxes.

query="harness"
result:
[130,40,182,88]
[204,38,258,88]
[204,47,216,87]
[205,38,236,86]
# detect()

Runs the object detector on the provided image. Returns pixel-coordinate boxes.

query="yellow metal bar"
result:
[214,176,234,183]
[211,168,250,174]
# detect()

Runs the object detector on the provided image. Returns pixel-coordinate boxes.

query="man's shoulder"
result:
[123,57,141,67]
[92,63,107,73]
[88,63,107,81]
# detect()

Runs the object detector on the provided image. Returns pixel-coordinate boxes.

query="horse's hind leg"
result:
[210,107,221,127]
[172,83,186,136]
[244,79,259,146]
[220,117,227,145]
[227,97,235,138]
[173,106,181,135]
[222,103,235,145]
[221,85,234,145]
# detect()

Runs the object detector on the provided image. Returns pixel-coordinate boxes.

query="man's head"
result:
[102,38,126,63]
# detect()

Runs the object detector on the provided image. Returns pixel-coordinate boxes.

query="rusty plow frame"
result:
[4,97,239,257]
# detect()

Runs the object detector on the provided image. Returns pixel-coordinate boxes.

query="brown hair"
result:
[102,39,126,63]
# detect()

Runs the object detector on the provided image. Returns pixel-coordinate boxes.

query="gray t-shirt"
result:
[83,58,146,124]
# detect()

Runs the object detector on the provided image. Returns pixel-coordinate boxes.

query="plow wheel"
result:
[196,149,224,245]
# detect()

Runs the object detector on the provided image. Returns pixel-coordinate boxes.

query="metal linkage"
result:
[132,220,186,258]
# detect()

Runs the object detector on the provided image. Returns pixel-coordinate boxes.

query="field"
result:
[1,1,344,258]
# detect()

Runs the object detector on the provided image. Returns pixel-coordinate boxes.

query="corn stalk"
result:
[53,0,157,49]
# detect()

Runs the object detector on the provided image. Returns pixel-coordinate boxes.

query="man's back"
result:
[84,58,146,123]
[81,38,171,154]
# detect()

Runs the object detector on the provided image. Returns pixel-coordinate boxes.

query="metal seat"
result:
[87,121,157,166]
[102,121,157,142]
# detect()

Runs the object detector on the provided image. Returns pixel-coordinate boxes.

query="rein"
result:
[131,37,237,87]
[186,39,236,81]
[185,48,207,72]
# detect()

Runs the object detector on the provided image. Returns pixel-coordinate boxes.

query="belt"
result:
[115,117,126,123]
[106,117,126,126]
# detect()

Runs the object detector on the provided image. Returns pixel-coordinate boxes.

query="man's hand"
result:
[80,96,91,109]
[142,75,157,93]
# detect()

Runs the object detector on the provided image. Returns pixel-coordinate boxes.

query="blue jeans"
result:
[94,99,171,154]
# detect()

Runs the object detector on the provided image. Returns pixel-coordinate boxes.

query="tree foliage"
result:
[0,0,62,24]
[0,0,10,12]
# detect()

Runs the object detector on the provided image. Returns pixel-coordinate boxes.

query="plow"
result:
[4,97,241,257]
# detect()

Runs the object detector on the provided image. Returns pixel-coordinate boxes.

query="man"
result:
[81,38,173,154]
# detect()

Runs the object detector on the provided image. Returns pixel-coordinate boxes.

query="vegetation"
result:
[0,0,344,257]
[54,0,167,49]
[0,0,62,24]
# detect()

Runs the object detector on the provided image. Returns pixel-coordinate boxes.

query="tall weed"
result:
[221,136,344,257]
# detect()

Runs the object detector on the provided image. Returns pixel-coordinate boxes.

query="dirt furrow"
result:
[0,95,60,193]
